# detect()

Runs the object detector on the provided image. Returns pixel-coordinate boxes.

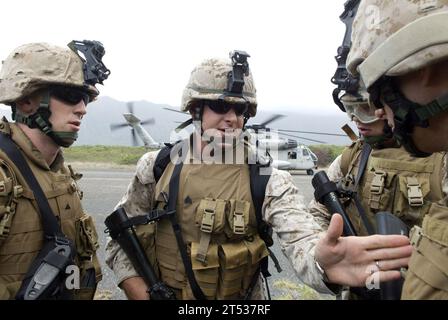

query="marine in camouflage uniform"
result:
[106,55,336,300]
[0,42,109,299]
[308,91,446,299]
[347,0,448,299]
[310,91,446,233]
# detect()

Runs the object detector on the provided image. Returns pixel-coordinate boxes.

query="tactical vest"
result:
[401,200,448,299]
[145,154,269,300]
[339,140,445,235]
[0,121,101,300]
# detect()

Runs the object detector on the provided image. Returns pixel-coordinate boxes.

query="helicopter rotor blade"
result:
[277,129,346,137]
[163,107,189,115]
[175,119,193,132]
[140,118,155,126]
[110,123,129,131]
[278,131,327,144]
[259,114,285,127]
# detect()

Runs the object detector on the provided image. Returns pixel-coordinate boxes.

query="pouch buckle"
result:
[407,177,424,207]
[200,209,215,233]
[370,171,386,195]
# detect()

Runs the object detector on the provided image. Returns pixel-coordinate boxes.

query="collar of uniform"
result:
[8,121,64,172]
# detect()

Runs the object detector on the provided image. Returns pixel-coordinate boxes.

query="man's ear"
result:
[15,93,41,115]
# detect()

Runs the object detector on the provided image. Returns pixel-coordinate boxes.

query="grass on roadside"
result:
[64,144,346,167]
[64,145,152,165]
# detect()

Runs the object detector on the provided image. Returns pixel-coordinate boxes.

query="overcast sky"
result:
[1,0,346,114]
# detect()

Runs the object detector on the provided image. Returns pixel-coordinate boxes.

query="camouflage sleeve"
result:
[263,168,336,295]
[105,150,160,285]
[442,153,448,196]
[307,155,344,230]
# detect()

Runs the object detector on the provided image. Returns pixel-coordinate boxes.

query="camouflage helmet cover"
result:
[181,58,257,117]
[0,42,99,105]
[347,0,448,89]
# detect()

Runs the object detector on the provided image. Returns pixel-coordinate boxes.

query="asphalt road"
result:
[77,167,327,300]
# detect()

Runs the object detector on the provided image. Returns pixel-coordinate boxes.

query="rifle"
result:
[312,171,409,300]
[105,207,176,300]
[312,171,357,236]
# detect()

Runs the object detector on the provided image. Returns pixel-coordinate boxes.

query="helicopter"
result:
[109,102,165,149]
[111,104,348,175]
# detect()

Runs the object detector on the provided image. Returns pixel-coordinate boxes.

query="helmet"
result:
[0,42,99,105]
[181,58,257,117]
[0,41,109,148]
[341,90,380,124]
[347,0,448,89]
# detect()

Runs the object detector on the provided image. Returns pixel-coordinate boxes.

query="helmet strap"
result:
[193,102,204,135]
[375,78,448,157]
[14,90,78,147]
[363,121,395,149]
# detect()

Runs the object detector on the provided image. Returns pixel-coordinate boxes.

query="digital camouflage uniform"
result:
[106,57,335,299]
[106,147,338,299]
[347,0,448,299]
[0,119,101,299]
[0,42,106,299]
[308,138,446,299]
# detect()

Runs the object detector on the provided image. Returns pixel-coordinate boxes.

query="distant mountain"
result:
[0,97,356,146]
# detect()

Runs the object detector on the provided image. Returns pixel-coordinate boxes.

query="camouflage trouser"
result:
[249,276,268,300]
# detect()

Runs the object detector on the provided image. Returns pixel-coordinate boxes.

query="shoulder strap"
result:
[249,163,272,247]
[354,142,372,189]
[154,144,174,183]
[166,161,206,300]
[353,143,376,235]
[0,133,63,237]
[153,142,206,299]
[249,163,282,278]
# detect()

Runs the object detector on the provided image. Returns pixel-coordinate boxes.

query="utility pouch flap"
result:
[195,198,227,234]
[76,214,99,257]
[191,242,219,270]
[408,247,448,291]
[245,235,269,265]
[219,242,248,270]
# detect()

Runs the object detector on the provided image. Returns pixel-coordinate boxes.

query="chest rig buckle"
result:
[370,171,387,210]
[406,177,424,207]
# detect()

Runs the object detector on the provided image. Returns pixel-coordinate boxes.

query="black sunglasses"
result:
[206,100,248,116]
[50,86,91,105]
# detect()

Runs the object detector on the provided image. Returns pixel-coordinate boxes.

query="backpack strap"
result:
[0,132,75,300]
[352,143,376,235]
[153,142,206,299]
[154,144,174,183]
[166,161,207,300]
[0,133,63,237]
